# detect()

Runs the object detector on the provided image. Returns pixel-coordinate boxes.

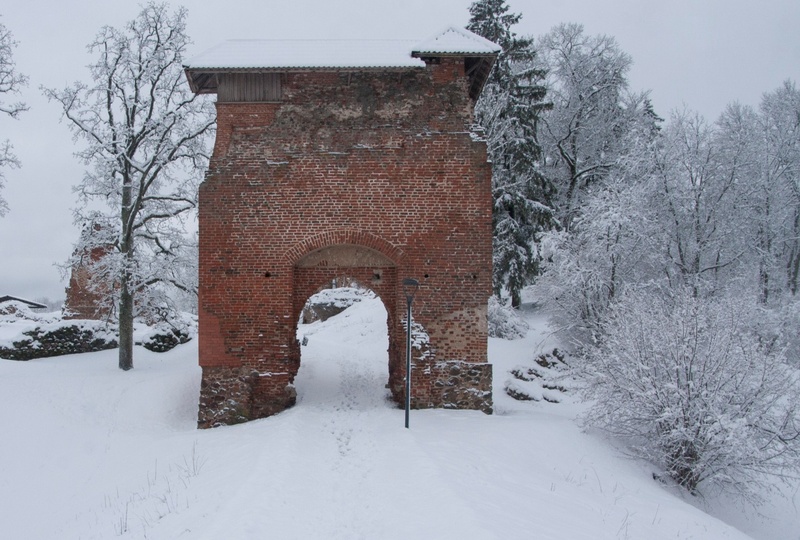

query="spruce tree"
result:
[468,0,554,307]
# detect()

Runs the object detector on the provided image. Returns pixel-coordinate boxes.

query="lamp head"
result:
[402,278,419,303]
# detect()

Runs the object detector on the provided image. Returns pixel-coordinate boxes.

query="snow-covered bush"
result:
[0,300,38,320]
[487,295,529,339]
[505,348,573,403]
[581,289,800,500]
[533,171,656,349]
[136,312,196,353]
[139,327,191,353]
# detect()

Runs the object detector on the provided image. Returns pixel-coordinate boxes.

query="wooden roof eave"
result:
[410,52,497,58]
[463,55,497,101]
[184,65,425,94]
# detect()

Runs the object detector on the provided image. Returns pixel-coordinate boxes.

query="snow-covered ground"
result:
[0,295,797,539]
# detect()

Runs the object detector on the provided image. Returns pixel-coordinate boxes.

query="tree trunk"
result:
[118,268,134,370]
[119,168,134,371]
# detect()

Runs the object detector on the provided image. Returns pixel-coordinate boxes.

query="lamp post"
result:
[402,278,419,429]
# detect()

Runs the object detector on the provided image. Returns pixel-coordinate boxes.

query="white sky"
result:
[1,0,799,301]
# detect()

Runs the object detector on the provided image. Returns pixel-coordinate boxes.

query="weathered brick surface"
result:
[64,244,113,320]
[198,58,493,427]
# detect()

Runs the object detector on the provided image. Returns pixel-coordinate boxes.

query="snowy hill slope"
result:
[0,295,795,539]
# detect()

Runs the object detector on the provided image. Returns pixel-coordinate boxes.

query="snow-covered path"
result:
[192,298,498,540]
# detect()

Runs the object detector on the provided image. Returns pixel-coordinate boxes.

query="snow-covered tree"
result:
[538,23,634,230]
[44,2,214,371]
[651,109,745,296]
[582,288,800,500]
[534,92,662,345]
[0,18,28,217]
[535,173,651,346]
[708,84,800,367]
[756,81,800,297]
[468,0,554,307]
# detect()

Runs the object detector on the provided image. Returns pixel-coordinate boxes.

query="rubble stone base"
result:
[198,366,297,428]
[391,360,493,415]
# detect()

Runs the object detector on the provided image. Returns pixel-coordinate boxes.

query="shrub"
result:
[581,289,800,501]
[487,295,529,339]
[506,349,572,403]
[141,327,191,352]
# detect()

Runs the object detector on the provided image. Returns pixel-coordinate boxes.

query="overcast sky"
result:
[1,0,799,302]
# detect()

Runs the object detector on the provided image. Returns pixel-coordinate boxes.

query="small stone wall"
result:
[428,361,493,414]
[198,367,258,428]
[391,359,493,414]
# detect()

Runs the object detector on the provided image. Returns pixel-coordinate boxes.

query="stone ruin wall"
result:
[198,57,493,427]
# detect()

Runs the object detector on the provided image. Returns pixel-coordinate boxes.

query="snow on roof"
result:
[185,39,424,70]
[184,26,499,71]
[0,296,47,309]
[412,26,501,56]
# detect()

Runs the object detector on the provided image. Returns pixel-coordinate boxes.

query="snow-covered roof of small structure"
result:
[0,296,47,310]
[411,26,501,56]
[185,26,499,71]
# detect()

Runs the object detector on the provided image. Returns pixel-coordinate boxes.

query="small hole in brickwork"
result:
[265,272,272,278]
[424,273,430,279]
[472,274,478,280]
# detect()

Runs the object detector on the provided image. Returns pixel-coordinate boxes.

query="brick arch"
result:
[282,229,404,266]
[291,267,401,400]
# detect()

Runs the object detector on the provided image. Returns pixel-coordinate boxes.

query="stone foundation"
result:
[198,367,298,428]
[391,359,493,415]
[428,360,493,414]
[200,358,491,428]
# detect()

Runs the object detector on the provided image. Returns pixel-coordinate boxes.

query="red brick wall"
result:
[64,244,113,320]
[198,59,493,427]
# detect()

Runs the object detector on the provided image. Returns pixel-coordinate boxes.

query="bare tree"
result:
[538,23,634,230]
[652,109,746,296]
[0,17,28,217]
[533,92,662,345]
[758,82,800,296]
[44,2,215,370]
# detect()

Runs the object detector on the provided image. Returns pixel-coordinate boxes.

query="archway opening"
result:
[294,279,393,410]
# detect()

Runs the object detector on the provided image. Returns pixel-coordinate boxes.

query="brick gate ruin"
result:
[185,27,499,428]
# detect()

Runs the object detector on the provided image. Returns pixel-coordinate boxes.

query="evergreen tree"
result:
[468,0,554,307]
